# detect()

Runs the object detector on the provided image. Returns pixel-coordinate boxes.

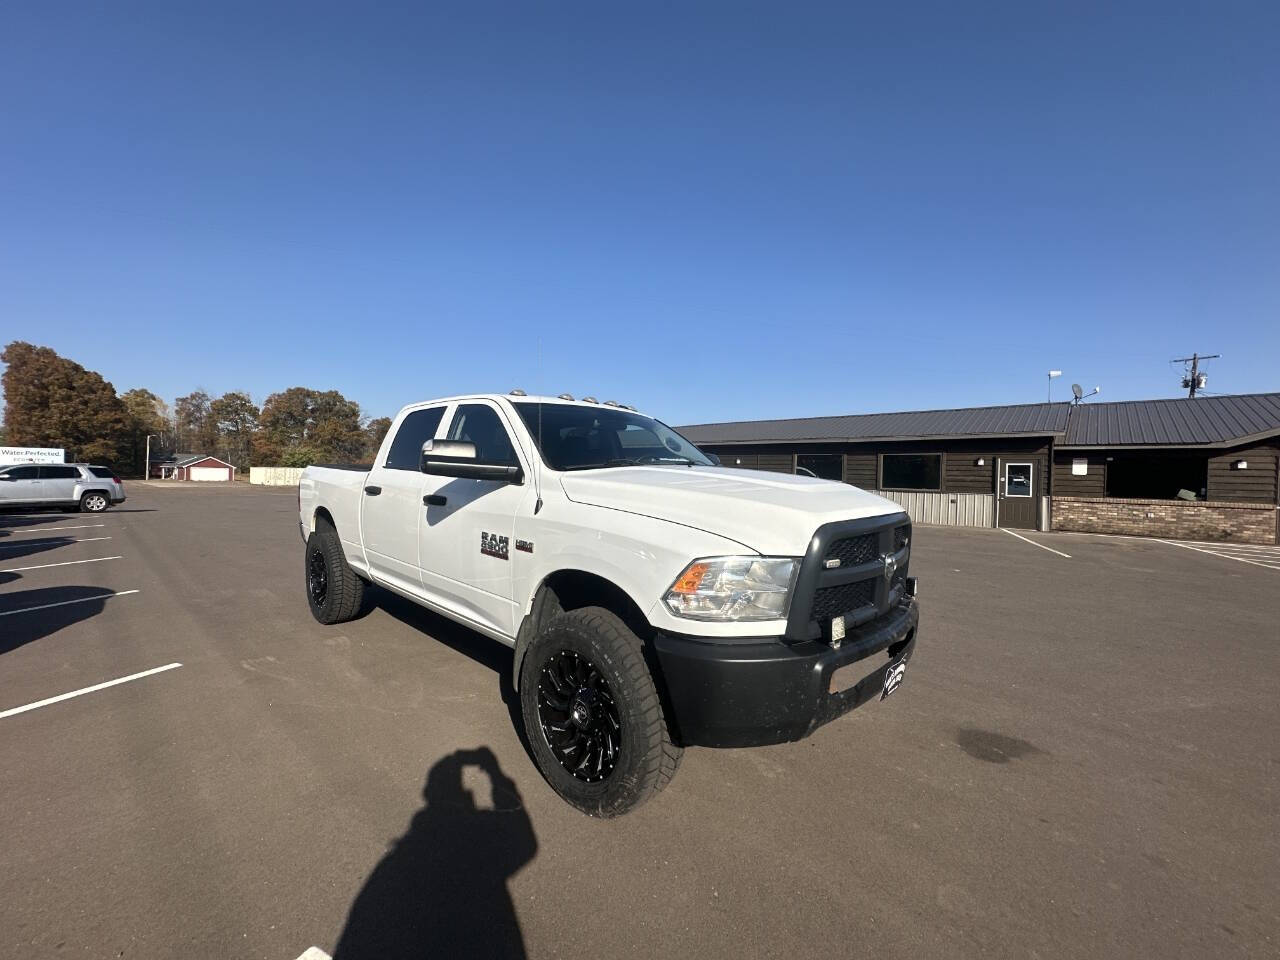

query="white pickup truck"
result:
[299,393,919,816]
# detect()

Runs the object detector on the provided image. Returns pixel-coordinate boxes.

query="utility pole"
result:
[1171,353,1220,398]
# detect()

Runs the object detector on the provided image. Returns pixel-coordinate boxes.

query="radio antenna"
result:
[534,338,544,514]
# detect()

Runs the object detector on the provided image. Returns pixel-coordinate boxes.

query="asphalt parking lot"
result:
[2,484,1277,960]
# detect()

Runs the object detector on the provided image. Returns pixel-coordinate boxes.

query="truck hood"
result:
[559,466,905,556]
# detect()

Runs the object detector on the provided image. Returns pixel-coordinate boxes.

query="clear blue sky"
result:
[2,1,1276,425]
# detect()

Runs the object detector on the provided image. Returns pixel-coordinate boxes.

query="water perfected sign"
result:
[0,446,65,464]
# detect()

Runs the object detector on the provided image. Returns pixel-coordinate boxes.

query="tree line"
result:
[0,342,392,476]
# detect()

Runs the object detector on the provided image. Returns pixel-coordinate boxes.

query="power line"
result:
[1170,352,1220,398]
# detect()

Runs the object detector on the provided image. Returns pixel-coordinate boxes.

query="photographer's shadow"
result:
[333,747,537,960]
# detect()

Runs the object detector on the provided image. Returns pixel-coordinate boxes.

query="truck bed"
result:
[298,463,371,564]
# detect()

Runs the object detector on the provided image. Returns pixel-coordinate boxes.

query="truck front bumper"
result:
[652,598,919,748]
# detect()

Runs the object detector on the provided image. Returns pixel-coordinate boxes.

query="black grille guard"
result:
[783,512,911,642]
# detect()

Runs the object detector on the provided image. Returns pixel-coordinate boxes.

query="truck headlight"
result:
[663,557,798,622]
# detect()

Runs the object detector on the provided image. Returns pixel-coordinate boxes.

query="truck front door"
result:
[419,401,531,640]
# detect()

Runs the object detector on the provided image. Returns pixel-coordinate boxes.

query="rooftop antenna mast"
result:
[1047,370,1062,402]
[1171,352,1220,398]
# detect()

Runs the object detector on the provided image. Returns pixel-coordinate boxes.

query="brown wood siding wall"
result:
[1052,453,1107,498]
[1207,444,1279,504]
[944,455,995,494]
[844,454,877,488]
[701,439,1049,494]
[717,450,759,469]
[756,453,794,474]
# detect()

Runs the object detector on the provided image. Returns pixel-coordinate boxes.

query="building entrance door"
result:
[997,460,1037,529]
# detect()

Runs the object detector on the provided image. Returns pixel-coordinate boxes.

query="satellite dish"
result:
[1071,383,1083,399]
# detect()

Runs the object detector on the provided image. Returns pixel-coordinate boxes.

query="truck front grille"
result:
[824,533,877,567]
[811,580,875,621]
[894,523,911,552]
[787,514,912,640]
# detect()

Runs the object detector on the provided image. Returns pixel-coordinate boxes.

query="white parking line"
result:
[1154,539,1280,571]
[0,588,140,617]
[0,555,122,574]
[0,662,182,720]
[1000,527,1071,558]
[1,524,107,535]
[0,536,112,550]
[1183,541,1280,553]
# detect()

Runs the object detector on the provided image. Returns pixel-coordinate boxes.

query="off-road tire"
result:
[305,518,366,624]
[520,606,682,817]
[79,491,111,513]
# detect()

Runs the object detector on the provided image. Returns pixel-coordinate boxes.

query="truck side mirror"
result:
[421,440,523,484]
[704,452,721,466]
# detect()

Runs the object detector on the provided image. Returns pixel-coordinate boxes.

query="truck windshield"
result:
[512,402,715,471]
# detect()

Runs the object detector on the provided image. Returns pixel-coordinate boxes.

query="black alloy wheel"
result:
[307,546,329,607]
[536,650,621,783]
[304,519,367,625]
[519,606,682,816]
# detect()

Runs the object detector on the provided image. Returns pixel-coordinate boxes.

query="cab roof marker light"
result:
[583,396,598,403]
[557,393,575,401]
[509,388,527,396]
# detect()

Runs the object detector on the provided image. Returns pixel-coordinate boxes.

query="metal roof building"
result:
[682,393,1280,449]
[679,394,1280,544]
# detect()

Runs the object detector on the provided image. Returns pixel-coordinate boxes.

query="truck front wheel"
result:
[304,518,367,624]
[519,607,682,817]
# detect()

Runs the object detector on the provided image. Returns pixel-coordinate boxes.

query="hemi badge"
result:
[824,558,841,569]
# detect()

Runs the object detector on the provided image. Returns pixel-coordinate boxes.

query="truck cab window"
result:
[385,407,445,470]
[448,404,517,464]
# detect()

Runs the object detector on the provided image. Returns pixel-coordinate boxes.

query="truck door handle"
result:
[423,494,447,506]
[364,485,382,496]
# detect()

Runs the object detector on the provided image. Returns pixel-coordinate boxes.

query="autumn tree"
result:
[121,388,172,475]
[174,389,220,454]
[363,416,392,461]
[256,387,365,465]
[210,391,260,470]
[1,341,131,467]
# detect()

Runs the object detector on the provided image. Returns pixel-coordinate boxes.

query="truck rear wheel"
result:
[305,518,367,624]
[519,606,682,817]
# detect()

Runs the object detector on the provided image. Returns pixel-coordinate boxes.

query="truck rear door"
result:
[359,405,447,597]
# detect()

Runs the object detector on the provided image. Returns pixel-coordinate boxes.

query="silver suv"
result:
[0,463,127,512]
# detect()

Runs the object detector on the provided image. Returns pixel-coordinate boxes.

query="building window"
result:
[796,454,843,481]
[881,453,941,491]
[1105,455,1206,500]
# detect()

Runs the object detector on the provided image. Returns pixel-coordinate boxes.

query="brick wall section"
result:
[1052,496,1277,544]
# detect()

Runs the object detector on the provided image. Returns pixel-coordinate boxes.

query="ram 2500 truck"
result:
[299,393,919,816]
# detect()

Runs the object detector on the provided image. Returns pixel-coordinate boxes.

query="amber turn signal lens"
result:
[670,561,710,594]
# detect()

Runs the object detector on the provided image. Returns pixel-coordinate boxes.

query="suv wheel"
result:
[520,606,682,817]
[79,492,110,513]
[304,519,367,624]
